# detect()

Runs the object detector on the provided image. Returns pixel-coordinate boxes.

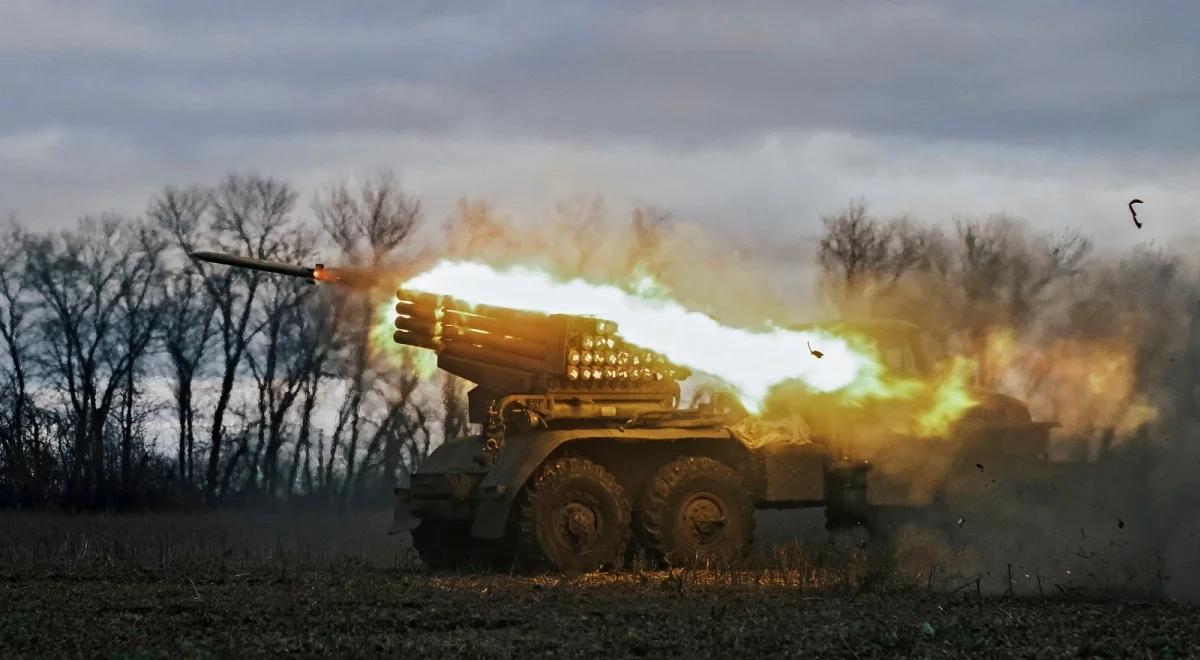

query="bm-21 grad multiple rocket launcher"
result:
[194,251,1062,570]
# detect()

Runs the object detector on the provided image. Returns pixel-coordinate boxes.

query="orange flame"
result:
[983,328,1156,446]
[391,260,978,432]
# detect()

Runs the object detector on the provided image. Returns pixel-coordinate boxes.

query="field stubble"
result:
[1,511,1198,658]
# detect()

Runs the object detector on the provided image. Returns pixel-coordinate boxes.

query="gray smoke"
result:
[440,198,1200,600]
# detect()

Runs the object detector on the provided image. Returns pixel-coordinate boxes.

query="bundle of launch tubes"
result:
[391,288,689,391]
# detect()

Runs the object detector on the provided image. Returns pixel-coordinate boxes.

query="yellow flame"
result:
[371,299,438,378]
[914,356,977,436]
[399,260,977,429]
[982,327,1157,443]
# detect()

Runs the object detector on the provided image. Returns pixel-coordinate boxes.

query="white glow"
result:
[403,261,873,410]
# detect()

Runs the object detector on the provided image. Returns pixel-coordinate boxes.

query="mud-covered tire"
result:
[515,457,631,571]
[411,520,499,571]
[640,457,755,566]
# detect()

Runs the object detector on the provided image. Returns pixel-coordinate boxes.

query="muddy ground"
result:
[2,511,1198,658]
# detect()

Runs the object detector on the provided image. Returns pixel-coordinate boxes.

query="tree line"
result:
[817,200,1199,454]
[1,180,1195,510]
[0,173,460,509]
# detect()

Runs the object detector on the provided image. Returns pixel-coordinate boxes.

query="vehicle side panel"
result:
[756,442,827,505]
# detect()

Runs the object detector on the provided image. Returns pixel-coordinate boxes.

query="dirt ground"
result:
[2,511,1198,658]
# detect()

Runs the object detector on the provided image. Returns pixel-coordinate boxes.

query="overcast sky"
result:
[2,1,1197,247]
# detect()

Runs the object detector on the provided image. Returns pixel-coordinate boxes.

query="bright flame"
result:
[400,260,976,427]
[371,299,437,378]
[404,261,871,406]
[983,327,1157,447]
[914,356,977,436]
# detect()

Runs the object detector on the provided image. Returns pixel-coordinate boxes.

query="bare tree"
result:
[159,268,217,492]
[283,293,339,501]
[115,226,168,502]
[242,235,322,499]
[24,217,164,507]
[315,173,420,266]
[150,188,216,493]
[351,367,424,503]
[956,217,1090,325]
[155,175,300,502]
[953,216,1092,382]
[313,173,422,506]
[818,201,943,316]
[0,226,37,502]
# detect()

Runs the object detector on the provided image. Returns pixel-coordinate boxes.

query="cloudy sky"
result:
[2,1,1197,247]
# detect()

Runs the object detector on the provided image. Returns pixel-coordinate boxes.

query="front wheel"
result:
[639,457,755,566]
[515,457,631,571]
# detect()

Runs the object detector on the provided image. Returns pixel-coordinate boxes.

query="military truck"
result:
[194,252,1059,571]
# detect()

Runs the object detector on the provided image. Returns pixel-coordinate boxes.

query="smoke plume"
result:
[422,196,1200,600]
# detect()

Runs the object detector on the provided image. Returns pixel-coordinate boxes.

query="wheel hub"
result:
[680,493,727,544]
[556,501,599,553]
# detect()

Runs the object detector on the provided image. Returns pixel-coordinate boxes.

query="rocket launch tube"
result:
[441,325,551,361]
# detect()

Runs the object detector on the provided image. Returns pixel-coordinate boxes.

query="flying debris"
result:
[1128,199,1144,229]
[807,341,824,359]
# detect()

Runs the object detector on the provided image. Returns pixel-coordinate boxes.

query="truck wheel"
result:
[516,457,631,571]
[640,457,755,566]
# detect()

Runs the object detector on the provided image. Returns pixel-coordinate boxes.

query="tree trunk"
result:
[206,364,237,502]
[175,373,190,487]
[89,409,107,508]
[120,358,135,496]
[185,396,196,486]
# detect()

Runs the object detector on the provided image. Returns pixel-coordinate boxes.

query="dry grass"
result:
[0,510,406,578]
[2,511,1199,658]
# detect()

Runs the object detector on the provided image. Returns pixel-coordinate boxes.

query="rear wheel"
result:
[640,457,755,566]
[515,457,631,571]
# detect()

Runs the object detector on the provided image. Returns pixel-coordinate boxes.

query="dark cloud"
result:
[2,1,1196,148]
[0,1,1197,231]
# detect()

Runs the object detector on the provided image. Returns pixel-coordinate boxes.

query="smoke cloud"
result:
[422,197,1200,601]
